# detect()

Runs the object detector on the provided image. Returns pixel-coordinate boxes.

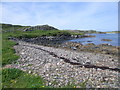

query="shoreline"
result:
[11,36,119,57]
[7,39,119,88]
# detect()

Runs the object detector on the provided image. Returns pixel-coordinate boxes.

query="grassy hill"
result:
[2,23,73,66]
[65,30,105,34]
[1,23,58,32]
[0,23,30,32]
[24,25,58,31]
[105,31,120,33]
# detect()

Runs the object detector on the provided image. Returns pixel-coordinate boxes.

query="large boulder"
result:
[63,42,83,48]
[86,43,95,46]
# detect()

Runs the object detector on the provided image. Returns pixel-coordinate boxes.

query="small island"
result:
[101,39,112,41]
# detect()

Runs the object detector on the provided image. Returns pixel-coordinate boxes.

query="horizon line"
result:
[1,22,118,32]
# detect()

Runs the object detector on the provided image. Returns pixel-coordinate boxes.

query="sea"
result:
[67,33,120,46]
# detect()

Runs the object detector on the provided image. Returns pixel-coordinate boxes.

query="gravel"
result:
[11,40,119,88]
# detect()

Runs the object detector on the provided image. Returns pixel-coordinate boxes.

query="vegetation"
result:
[2,68,48,88]
[1,23,88,88]
[105,31,120,33]
[2,24,72,66]
[1,23,30,32]
[2,68,88,88]
[65,30,105,34]
[25,25,58,31]
[2,30,70,66]
[2,33,20,66]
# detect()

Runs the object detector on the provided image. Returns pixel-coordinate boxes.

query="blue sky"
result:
[1,2,118,31]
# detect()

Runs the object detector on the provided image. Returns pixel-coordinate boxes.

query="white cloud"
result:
[1,0,119,2]
[1,2,118,31]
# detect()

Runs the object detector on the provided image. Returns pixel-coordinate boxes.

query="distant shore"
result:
[10,35,119,57]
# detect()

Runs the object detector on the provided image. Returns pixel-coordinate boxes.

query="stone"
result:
[11,40,118,88]
[85,61,91,65]
[21,52,25,55]
[101,39,112,41]
[86,43,95,46]
[28,71,31,73]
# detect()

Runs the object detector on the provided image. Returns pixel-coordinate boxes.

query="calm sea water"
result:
[67,33,120,46]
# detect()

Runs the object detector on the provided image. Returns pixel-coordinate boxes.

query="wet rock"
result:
[86,43,95,46]
[100,43,112,46]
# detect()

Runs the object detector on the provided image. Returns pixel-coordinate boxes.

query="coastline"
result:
[4,38,119,88]
[3,33,119,88]
[12,35,119,57]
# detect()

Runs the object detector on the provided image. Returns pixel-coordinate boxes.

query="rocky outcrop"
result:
[61,42,119,56]
[70,35,96,38]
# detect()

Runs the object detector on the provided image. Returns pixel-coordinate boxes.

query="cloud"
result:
[1,2,118,31]
[1,0,119,2]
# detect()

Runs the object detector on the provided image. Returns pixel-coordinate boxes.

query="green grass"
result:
[2,68,88,88]
[2,34,19,66]
[2,25,86,88]
[2,30,72,66]
[105,31,120,33]
[2,68,48,88]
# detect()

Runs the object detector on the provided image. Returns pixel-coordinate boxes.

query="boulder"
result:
[86,43,95,46]
[99,43,112,46]
[64,42,83,48]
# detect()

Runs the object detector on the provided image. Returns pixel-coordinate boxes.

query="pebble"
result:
[11,40,119,88]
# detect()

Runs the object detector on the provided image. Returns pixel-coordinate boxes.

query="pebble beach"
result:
[7,40,119,88]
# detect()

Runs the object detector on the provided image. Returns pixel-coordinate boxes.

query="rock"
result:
[21,52,25,55]
[44,63,52,68]
[15,43,19,45]
[11,40,119,88]
[85,61,91,65]
[100,43,112,46]
[70,47,77,50]
[84,35,96,37]
[101,39,112,41]
[86,43,95,46]
[28,71,31,73]
[63,42,82,48]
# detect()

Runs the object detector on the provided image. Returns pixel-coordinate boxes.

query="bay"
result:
[67,33,120,46]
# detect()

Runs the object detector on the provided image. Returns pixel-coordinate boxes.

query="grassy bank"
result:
[2,34,20,66]
[2,24,86,88]
[2,30,72,66]
[2,68,87,88]
[2,68,48,88]
[105,31,120,33]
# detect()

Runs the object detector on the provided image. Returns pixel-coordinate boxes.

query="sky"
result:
[1,2,118,31]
